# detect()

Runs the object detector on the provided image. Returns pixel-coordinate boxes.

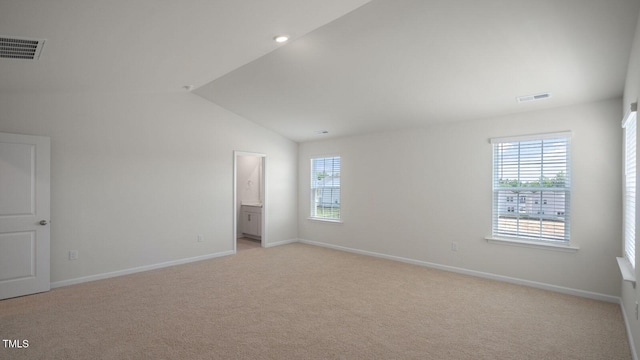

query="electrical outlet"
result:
[451,242,458,252]
[68,250,78,261]
[197,234,204,243]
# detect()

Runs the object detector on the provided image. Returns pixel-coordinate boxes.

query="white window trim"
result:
[617,256,636,287]
[485,236,579,252]
[489,131,573,246]
[618,103,638,270]
[490,131,572,144]
[307,217,344,224]
[621,102,637,280]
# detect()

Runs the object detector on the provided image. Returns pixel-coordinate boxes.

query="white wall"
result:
[0,91,298,283]
[299,98,622,297]
[622,5,640,356]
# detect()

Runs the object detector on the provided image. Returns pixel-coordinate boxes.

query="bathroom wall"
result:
[236,155,263,236]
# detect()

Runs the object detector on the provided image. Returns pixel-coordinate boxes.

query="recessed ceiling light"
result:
[273,35,289,43]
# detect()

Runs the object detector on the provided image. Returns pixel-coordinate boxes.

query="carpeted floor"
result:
[0,243,631,359]
[237,237,261,251]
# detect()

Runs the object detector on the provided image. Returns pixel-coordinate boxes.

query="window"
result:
[623,105,637,268]
[491,132,571,243]
[310,156,341,221]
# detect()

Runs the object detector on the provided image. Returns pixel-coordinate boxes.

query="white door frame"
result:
[233,151,267,252]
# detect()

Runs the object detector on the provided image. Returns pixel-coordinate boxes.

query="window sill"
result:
[307,217,343,224]
[485,236,579,252]
[617,257,636,288]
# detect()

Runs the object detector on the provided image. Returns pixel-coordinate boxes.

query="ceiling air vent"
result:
[0,36,46,60]
[517,92,551,103]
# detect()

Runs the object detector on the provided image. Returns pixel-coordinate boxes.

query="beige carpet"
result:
[0,243,631,359]
[236,237,261,251]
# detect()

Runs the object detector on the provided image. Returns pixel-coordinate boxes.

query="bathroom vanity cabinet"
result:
[241,205,262,239]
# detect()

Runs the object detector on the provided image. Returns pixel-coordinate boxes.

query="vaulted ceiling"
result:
[0,0,371,93]
[2,1,639,142]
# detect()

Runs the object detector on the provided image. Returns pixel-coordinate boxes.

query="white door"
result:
[0,132,50,300]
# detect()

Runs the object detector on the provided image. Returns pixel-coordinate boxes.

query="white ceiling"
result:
[195,0,640,142]
[0,0,371,93]
[1,1,639,143]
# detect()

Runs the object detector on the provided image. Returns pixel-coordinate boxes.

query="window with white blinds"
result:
[310,156,341,221]
[623,109,637,268]
[491,132,571,243]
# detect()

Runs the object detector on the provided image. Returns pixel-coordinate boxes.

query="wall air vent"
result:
[0,36,46,60]
[517,92,551,103]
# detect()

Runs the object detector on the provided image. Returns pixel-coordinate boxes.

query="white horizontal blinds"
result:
[492,133,571,242]
[624,111,637,268]
[310,156,341,220]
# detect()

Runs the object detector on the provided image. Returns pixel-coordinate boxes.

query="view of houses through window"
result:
[492,133,571,242]
[310,156,341,220]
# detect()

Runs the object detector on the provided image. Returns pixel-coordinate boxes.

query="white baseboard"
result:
[49,238,636,358]
[298,239,619,303]
[51,238,619,302]
[620,299,639,360]
[51,250,235,288]
[265,238,298,248]
[52,239,296,288]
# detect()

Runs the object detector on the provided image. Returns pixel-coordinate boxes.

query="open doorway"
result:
[233,151,266,252]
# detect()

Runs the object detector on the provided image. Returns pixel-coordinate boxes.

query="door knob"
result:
[39,220,48,225]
